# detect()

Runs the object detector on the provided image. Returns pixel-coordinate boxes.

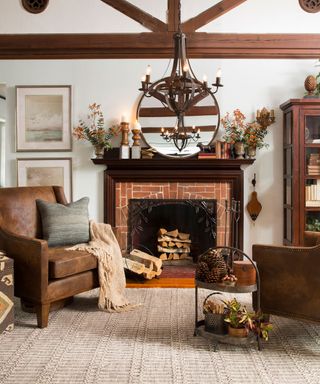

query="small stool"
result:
[0,252,14,333]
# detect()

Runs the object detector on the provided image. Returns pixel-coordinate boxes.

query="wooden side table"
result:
[0,252,14,333]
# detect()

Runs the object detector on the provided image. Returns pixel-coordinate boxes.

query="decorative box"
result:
[0,252,14,333]
[233,260,256,286]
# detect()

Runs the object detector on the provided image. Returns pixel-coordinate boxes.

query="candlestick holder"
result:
[120,122,130,159]
[131,128,141,159]
[256,107,275,129]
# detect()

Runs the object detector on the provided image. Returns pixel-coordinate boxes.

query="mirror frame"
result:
[136,91,220,159]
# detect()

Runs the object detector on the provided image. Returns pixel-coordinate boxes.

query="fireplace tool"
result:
[228,198,241,264]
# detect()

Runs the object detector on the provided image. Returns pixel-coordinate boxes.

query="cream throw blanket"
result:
[68,220,139,312]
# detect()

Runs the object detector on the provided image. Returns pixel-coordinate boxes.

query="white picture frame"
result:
[17,158,72,202]
[16,85,72,152]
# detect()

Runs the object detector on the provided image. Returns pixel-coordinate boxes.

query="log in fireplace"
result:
[128,198,216,261]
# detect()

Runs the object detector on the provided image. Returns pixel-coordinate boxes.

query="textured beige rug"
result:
[0,288,319,384]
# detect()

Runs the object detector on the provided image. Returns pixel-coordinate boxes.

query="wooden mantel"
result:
[92,149,254,250]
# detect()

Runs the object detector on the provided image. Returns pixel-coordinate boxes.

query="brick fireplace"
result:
[93,149,253,256]
[116,181,230,253]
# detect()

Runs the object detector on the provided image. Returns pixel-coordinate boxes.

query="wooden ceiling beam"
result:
[182,0,248,32]
[167,0,180,32]
[100,0,167,32]
[1,33,320,59]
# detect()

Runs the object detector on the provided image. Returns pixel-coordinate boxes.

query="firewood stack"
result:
[157,228,192,261]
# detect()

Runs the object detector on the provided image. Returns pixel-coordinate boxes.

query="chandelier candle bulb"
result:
[203,75,208,88]
[215,68,222,86]
[145,65,151,83]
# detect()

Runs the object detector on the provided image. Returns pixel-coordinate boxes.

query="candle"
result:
[133,120,141,130]
[183,63,189,73]
[146,65,152,75]
[203,74,208,87]
[215,68,222,85]
[145,65,151,83]
[121,114,128,123]
[270,109,275,118]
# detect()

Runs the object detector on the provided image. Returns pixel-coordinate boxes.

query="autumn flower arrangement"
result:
[221,109,269,149]
[73,103,120,150]
[221,109,247,144]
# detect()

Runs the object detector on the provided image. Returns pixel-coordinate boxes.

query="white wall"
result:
[0,0,319,255]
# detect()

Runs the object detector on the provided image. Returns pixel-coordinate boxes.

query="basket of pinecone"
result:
[196,248,228,283]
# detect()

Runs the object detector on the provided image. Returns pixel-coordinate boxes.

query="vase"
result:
[247,145,257,159]
[234,142,245,159]
[93,144,105,159]
[228,326,248,338]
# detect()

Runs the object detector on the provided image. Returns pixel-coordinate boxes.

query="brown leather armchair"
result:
[0,186,99,328]
[252,231,320,322]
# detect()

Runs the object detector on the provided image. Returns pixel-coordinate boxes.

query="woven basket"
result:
[204,312,227,334]
[203,292,227,335]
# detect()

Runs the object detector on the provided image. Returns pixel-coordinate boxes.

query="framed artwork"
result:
[16,85,72,152]
[17,158,72,202]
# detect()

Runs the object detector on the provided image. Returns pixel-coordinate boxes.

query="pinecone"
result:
[205,268,221,283]
[212,252,228,280]
[195,262,210,281]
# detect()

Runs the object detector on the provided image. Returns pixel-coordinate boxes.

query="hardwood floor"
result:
[126,277,195,288]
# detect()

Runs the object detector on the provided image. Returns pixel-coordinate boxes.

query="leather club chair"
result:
[252,231,320,322]
[0,186,100,328]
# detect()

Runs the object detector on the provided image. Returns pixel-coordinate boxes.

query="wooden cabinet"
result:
[281,99,320,245]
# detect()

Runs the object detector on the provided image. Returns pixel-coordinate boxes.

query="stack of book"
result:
[305,179,320,207]
[307,153,320,175]
[197,141,233,160]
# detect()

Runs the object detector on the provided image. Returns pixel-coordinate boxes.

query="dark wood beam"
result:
[139,105,218,117]
[1,33,320,59]
[100,0,167,32]
[167,0,180,32]
[182,0,247,32]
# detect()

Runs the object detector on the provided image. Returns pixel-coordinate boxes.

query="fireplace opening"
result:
[128,199,216,262]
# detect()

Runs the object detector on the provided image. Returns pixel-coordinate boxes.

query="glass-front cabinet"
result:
[281,99,320,245]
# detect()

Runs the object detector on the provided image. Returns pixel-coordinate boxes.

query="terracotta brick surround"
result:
[115,181,231,252]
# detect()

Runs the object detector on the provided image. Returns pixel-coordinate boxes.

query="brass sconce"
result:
[256,107,275,129]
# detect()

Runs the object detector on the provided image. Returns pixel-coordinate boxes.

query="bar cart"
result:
[194,246,262,351]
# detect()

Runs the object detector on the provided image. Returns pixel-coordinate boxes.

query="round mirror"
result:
[136,90,220,158]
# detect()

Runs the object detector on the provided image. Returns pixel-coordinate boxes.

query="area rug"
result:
[0,289,319,384]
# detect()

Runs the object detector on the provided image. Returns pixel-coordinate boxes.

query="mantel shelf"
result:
[91,149,254,171]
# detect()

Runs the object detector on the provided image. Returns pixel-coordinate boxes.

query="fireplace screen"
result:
[128,199,216,261]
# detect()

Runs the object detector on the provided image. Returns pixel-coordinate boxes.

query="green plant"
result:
[222,298,251,329]
[73,103,120,148]
[222,298,272,341]
[244,122,269,149]
[306,217,320,232]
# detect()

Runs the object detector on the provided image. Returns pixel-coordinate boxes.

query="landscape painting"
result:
[17,158,72,202]
[25,94,63,143]
[16,86,71,151]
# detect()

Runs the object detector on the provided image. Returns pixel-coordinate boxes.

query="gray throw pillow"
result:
[36,197,90,247]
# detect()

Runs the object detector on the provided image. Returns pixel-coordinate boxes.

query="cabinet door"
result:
[302,111,320,237]
[283,110,293,244]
